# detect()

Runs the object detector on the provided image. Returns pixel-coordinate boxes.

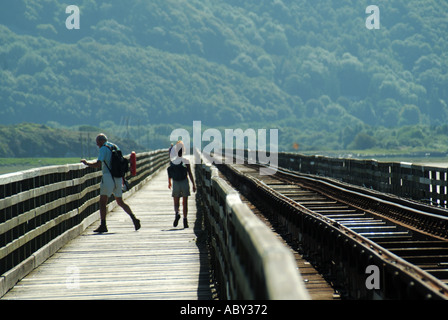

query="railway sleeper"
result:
[341,220,387,226]
[325,214,369,221]
[424,269,448,282]
[379,240,448,250]
[305,205,351,211]
[358,231,411,239]
[349,225,400,233]
[313,209,358,214]
[407,259,448,269]
[388,247,448,256]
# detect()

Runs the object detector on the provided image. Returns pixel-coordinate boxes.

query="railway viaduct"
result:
[1,149,448,301]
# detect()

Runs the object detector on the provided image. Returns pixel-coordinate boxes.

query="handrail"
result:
[278,152,448,208]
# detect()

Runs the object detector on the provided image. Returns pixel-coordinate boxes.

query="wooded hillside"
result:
[1,0,447,154]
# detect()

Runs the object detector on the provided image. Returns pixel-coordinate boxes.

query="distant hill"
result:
[0,0,447,153]
[0,123,143,158]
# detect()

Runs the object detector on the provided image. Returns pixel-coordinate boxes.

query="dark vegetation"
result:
[1,0,448,156]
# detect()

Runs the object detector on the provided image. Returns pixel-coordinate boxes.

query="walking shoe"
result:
[133,218,141,231]
[94,224,108,233]
[183,218,189,228]
[173,214,180,227]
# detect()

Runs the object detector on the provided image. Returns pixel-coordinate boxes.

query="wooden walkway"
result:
[1,168,213,300]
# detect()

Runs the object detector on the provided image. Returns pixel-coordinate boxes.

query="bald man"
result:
[81,133,141,233]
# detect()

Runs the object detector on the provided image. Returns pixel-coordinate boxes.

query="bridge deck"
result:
[2,169,213,300]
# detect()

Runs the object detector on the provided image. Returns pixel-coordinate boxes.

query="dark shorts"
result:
[172,178,190,198]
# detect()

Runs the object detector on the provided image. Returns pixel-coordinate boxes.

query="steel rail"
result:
[273,166,448,241]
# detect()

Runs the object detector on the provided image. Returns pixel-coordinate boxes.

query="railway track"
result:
[217,162,448,300]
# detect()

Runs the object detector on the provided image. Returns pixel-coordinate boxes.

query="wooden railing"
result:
[0,149,169,297]
[194,150,310,300]
[278,153,448,207]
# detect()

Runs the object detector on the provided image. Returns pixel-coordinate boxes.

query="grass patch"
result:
[0,157,85,175]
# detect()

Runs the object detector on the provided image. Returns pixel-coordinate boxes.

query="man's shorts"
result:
[100,173,123,197]
[172,178,190,198]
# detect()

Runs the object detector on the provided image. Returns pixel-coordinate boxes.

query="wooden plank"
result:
[2,169,212,300]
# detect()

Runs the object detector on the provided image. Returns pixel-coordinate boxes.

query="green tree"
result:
[399,104,421,126]
[349,132,377,150]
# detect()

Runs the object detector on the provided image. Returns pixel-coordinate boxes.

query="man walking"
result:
[81,133,141,233]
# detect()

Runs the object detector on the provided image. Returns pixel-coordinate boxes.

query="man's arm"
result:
[186,164,196,192]
[81,159,102,168]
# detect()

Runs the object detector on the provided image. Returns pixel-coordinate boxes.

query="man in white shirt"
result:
[81,133,141,233]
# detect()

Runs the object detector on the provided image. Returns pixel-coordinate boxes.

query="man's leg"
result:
[100,195,108,220]
[182,197,188,228]
[115,197,141,230]
[173,196,181,227]
[94,195,109,233]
